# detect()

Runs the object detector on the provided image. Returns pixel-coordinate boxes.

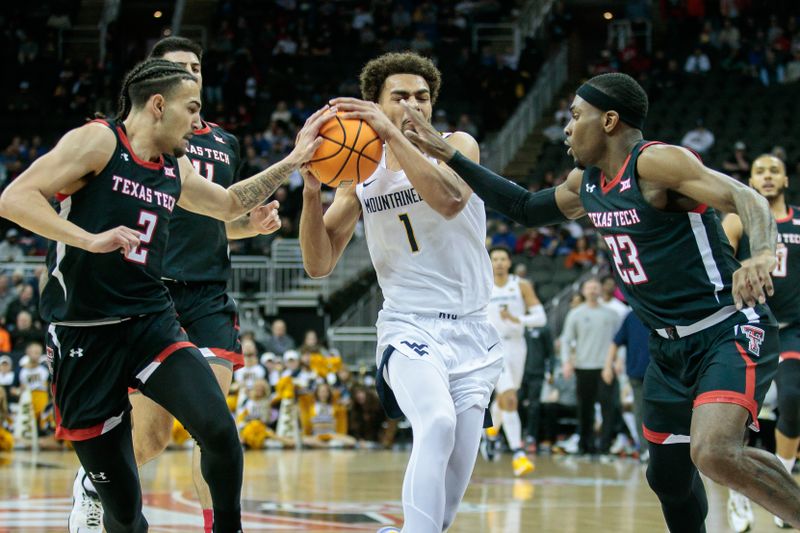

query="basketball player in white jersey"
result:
[300,52,503,533]
[486,246,545,476]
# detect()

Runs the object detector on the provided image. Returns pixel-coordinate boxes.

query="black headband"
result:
[576,83,645,130]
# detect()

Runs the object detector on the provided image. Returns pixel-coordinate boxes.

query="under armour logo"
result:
[120,153,130,161]
[585,184,596,193]
[164,167,176,177]
[401,341,429,356]
[741,325,765,356]
[88,471,110,483]
[620,178,631,192]
[69,348,84,358]
[213,134,225,144]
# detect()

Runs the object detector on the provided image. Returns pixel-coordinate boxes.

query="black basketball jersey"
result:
[162,121,241,282]
[40,119,182,324]
[580,140,742,330]
[737,207,800,325]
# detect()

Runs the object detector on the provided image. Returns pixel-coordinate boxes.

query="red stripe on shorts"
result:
[781,351,800,361]
[693,342,758,429]
[154,341,195,363]
[209,347,244,370]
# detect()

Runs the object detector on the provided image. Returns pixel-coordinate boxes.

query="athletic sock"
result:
[489,401,503,438]
[777,454,796,474]
[502,410,523,451]
[203,509,214,533]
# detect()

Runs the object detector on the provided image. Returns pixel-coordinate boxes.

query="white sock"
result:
[78,466,97,494]
[442,405,484,531]
[502,410,523,452]
[489,401,503,437]
[777,454,796,474]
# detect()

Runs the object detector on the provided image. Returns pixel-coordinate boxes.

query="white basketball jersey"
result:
[356,145,492,317]
[489,275,526,339]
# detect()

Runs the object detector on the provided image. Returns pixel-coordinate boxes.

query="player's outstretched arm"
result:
[400,101,585,225]
[298,167,362,278]
[637,144,776,308]
[519,279,547,328]
[0,123,141,254]
[178,105,334,221]
[225,201,282,239]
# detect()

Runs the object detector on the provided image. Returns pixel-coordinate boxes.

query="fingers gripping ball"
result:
[308,113,383,188]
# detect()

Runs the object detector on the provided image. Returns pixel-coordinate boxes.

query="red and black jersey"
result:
[40,119,182,324]
[161,121,242,283]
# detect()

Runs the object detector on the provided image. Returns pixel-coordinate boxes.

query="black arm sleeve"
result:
[447,151,569,227]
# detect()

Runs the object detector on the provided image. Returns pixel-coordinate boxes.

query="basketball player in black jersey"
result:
[723,154,800,530]
[0,59,331,533]
[401,73,800,531]
[67,37,281,533]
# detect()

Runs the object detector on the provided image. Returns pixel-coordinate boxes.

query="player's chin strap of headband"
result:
[576,83,645,130]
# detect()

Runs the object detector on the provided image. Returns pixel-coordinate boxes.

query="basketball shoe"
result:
[69,466,103,533]
[726,489,754,533]
[376,527,401,532]
[512,453,535,477]
[774,514,792,529]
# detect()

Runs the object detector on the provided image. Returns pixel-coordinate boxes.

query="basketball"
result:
[308,113,383,188]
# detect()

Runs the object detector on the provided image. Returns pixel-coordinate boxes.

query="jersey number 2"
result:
[604,234,648,285]
[125,211,158,265]
[398,213,420,253]
[774,244,788,278]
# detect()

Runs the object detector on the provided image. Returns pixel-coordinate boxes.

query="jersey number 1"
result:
[191,159,215,182]
[604,234,648,285]
[125,210,158,265]
[774,244,788,278]
[398,213,420,253]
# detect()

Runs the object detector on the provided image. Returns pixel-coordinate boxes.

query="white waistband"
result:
[654,305,749,339]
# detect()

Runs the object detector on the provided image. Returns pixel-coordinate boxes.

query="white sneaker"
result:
[69,467,104,533]
[609,434,631,455]
[726,490,754,533]
[773,514,792,529]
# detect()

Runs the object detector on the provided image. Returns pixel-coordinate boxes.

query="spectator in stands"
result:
[348,384,385,447]
[269,101,292,124]
[0,229,24,262]
[491,222,517,250]
[456,114,479,140]
[299,330,323,354]
[0,355,14,403]
[564,236,596,269]
[5,284,37,326]
[233,340,267,395]
[515,228,542,257]
[10,311,42,351]
[680,119,715,154]
[302,382,356,449]
[432,109,449,132]
[760,49,786,86]
[684,47,711,74]
[600,277,629,322]
[603,310,652,460]
[560,279,620,454]
[265,319,296,356]
[0,275,14,321]
[722,141,751,182]
[785,48,800,83]
[543,98,571,143]
[260,352,282,387]
[16,343,49,430]
[236,379,292,449]
[718,18,742,51]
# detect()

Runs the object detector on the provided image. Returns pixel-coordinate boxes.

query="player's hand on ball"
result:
[400,100,456,161]
[300,165,322,192]
[248,200,281,235]
[88,226,141,255]
[733,251,776,309]
[289,105,337,166]
[329,97,397,140]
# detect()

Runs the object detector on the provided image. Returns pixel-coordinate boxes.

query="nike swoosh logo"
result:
[488,342,500,352]
[362,179,376,187]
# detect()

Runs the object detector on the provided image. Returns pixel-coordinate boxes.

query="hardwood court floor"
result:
[0,448,790,532]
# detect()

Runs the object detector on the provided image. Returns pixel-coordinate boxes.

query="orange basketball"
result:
[308,113,383,188]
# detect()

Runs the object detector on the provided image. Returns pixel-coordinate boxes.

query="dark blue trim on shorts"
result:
[375,345,404,420]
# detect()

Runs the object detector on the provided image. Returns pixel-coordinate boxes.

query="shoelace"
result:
[82,495,103,527]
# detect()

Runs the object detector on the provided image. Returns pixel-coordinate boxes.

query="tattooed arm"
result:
[178,105,334,220]
[637,144,777,309]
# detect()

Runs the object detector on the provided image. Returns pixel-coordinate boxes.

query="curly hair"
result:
[360,52,442,104]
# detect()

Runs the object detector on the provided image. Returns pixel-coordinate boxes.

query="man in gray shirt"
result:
[561,278,620,454]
